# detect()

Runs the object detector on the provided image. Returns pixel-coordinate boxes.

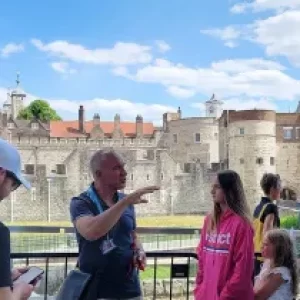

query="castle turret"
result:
[228,110,276,207]
[11,72,26,119]
[205,94,223,118]
[163,110,181,132]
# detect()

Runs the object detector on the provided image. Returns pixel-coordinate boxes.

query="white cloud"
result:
[191,97,277,112]
[223,97,278,110]
[190,102,205,111]
[0,43,24,57]
[155,40,171,53]
[200,9,300,67]
[252,10,300,66]
[119,58,300,100]
[111,66,130,77]
[31,39,152,66]
[51,61,77,74]
[211,58,285,73]
[167,86,196,98]
[0,86,174,124]
[46,98,175,124]
[230,3,250,14]
[200,26,242,47]
[231,0,300,13]
[224,41,238,48]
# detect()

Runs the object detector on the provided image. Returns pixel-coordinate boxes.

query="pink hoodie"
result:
[194,210,254,300]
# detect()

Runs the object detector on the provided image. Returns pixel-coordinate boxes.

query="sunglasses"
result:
[6,171,21,191]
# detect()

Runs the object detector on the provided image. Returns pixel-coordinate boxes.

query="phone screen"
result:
[14,267,44,284]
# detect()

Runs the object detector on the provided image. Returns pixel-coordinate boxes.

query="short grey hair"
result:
[89,149,122,178]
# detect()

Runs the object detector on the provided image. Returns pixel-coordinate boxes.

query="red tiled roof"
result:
[50,120,154,138]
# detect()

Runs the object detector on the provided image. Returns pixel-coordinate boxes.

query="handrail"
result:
[8,225,201,234]
[11,251,198,259]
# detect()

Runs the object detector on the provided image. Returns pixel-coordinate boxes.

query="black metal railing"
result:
[11,251,198,300]
[9,226,201,253]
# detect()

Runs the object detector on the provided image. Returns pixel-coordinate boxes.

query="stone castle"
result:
[0,75,298,221]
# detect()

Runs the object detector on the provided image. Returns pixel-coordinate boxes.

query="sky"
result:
[1,0,300,124]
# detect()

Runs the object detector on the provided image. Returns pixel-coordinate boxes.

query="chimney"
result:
[136,115,143,138]
[163,113,169,132]
[177,107,182,119]
[2,113,8,127]
[93,113,100,127]
[114,114,120,129]
[78,105,85,133]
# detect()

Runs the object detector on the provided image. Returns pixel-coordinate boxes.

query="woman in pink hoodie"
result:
[194,170,254,300]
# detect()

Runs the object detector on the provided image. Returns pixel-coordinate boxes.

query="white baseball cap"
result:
[0,138,31,189]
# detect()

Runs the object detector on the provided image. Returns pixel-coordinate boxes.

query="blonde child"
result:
[254,229,298,300]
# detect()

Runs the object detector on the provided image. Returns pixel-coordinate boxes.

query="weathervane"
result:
[16,71,20,87]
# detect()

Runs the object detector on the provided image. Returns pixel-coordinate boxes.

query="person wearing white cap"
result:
[0,138,36,300]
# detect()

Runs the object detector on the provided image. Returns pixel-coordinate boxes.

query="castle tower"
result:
[2,91,12,115]
[163,109,181,132]
[295,101,300,113]
[228,110,276,207]
[205,94,223,118]
[11,72,26,119]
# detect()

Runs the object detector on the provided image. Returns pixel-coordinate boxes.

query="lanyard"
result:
[86,185,105,214]
[86,185,126,213]
[85,186,126,240]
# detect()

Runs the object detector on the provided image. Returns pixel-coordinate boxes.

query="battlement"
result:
[223,109,276,123]
[10,135,158,148]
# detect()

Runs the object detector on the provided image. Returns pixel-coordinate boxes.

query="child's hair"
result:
[260,173,281,195]
[266,229,299,296]
[209,170,252,231]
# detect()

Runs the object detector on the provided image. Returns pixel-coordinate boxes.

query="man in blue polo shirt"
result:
[70,149,159,299]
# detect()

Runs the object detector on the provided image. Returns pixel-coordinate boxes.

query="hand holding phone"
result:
[13,281,34,300]
[13,266,44,285]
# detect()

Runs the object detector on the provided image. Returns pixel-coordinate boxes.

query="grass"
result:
[6,215,205,228]
[7,221,72,227]
[140,263,198,280]
[6,215,204,252]
[280,215,300,229]
[140,265,171,280]
[137,215,204,228]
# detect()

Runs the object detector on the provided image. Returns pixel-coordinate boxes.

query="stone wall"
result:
[172,164,215,215]
[0,141,214,221]
[276,143,300,196]
[228,120,276,207]
[163,117,219,166]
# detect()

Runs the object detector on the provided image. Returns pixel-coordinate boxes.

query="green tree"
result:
[18,99,62,121]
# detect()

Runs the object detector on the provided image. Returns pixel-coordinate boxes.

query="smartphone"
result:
[13,267,44,284]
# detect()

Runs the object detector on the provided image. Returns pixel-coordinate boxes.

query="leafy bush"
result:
[280,215,300,229]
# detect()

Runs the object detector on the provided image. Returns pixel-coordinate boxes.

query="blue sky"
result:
[1,0,300,124]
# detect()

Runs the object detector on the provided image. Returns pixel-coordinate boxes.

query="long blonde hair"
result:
[266,229,299,296]
[209,170,252,231]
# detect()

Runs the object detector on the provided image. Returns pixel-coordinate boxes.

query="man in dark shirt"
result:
[0,138,35,300]
[253,173,281,277]
[70,149,159,299]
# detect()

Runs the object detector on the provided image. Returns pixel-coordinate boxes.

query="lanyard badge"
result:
[101,236,117,255]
